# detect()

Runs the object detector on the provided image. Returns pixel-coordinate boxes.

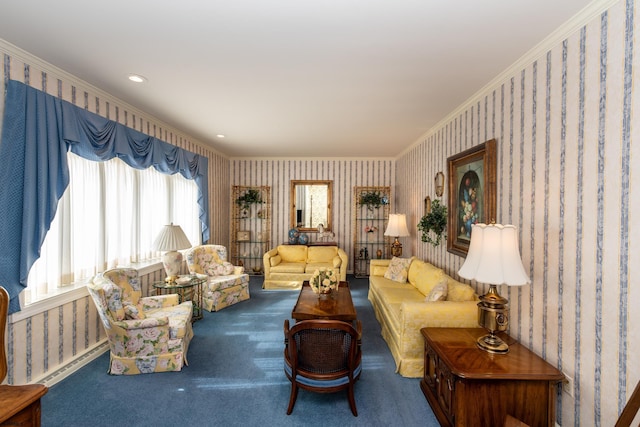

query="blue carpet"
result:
[41,275,439,426]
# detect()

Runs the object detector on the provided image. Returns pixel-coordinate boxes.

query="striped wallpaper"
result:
[0,39,230,385]
[396,1,638,425]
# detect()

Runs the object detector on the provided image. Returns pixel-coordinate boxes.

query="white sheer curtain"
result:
[26,153,200,303]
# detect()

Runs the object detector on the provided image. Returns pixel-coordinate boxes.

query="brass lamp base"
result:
[391,238,403,257]
[477,332,509,354]
[477,284,510,354]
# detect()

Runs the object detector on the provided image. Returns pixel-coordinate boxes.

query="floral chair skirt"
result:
[203,276,250,311]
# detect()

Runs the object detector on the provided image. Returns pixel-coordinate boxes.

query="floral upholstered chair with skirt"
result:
[87,268,193,375]
[185,244,250,311]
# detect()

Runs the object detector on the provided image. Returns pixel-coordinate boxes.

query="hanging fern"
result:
[417,199,447,247]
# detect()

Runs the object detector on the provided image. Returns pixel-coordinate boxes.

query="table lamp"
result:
[152,223,192,283]
[458,223,530,353]
[384,213,410,257]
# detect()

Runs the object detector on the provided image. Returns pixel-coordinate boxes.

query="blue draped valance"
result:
[0,80,210,313]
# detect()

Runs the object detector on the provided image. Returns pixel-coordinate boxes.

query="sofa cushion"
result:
[307,246,338,263]
[277,245,308,262]
[408,260,446,297]
[426,282,448,302]
[271,262,306,273]
[305,263,335,274]
[384,257,413,283]
[447,278,477,301]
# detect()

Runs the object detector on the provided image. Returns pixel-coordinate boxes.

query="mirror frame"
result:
[290,180,333,232]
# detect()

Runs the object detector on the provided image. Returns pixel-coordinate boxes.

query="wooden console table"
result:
[420,328,564,427]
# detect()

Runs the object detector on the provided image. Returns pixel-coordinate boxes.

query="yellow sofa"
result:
[368,258,479,378]
[262,245,348,290]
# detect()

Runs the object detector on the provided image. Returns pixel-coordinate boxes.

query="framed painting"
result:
[446,139,497,257]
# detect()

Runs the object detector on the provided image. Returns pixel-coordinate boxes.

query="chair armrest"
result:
[112,317,169,330]
[140,294,180,308]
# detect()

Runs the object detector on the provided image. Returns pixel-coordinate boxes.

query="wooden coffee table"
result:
[291,281,357,322]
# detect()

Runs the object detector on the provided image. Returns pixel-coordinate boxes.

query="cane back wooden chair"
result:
[283,319,362,416]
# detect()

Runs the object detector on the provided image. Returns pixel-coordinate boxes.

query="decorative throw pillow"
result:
[383,257,412,283]
[425,280,448,302]
[206,261,235,276]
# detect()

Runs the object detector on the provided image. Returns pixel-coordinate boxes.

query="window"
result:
[26,153,200,303]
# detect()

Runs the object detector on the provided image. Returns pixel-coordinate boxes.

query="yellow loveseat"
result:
[368,258,479,378]
[263,245,348,290]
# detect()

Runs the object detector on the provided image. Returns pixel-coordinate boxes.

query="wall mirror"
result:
[290,180,333,232]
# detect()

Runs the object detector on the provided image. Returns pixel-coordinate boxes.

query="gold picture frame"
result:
[434,172,445,197]
[447,139,497,257]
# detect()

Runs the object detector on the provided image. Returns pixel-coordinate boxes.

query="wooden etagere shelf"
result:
[352,186,391,278]
[230,186,271,276]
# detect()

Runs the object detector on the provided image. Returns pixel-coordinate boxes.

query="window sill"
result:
[9,259,164,324]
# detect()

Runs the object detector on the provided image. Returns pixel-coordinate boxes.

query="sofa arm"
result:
[263,247,280,278]
[337,248,349,281]
[369,259,391,276]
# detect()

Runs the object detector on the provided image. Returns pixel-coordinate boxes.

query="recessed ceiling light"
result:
[128,74,148,83]
[216,134,225,138]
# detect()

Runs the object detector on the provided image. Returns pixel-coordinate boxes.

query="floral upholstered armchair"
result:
[185,245,250,311]
[87,268,193,375]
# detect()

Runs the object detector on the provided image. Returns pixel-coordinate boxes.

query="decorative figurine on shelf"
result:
[317,223,335,242]
[376,249,383,259]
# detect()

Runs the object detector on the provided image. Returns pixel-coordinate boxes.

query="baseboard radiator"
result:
[33,340,109,387]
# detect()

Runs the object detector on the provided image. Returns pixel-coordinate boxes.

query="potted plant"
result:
[358,191,388,209]
[236,189,263,213]
[417,199,447,247]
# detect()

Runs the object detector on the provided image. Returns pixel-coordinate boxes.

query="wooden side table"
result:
[420,328,564,427]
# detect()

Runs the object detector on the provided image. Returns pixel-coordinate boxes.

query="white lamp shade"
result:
[152,223,192,252]
[458,223,530,286]
[384,214,410,237]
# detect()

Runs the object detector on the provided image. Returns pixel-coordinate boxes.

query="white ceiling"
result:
[1,0,598,158]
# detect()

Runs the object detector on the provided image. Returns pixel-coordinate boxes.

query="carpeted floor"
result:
[41,275,439,426]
